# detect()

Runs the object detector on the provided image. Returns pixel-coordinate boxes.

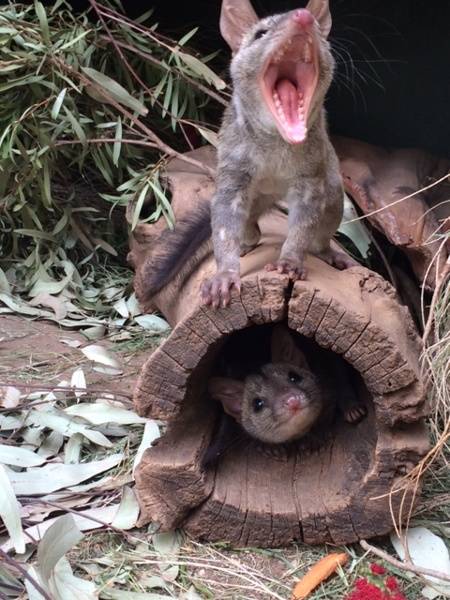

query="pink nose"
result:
[286,396,302,412]
[292,9,314,28]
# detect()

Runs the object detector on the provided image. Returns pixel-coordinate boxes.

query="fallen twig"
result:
[0,548,52,600]
[360,539,450,583]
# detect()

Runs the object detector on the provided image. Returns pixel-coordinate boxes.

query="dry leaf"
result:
[0,444,46,467]
[134,314,170,333]
[1,386,21,408]
[1,504,120,552]
[70,368,86,398]
[111,486,140,530]
[81,344,122,369]
[0,464,25,553]
[391,528,450,597]
[133,421,161,474]
[7,453,123,495]
[65,401,147,425]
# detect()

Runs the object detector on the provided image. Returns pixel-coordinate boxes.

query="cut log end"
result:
[133,263,428,547]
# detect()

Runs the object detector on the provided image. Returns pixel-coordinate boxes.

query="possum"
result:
[200,0,356,308]
[137,0,356,309]
[208,325,367,447]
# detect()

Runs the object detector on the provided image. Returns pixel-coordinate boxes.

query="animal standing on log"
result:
[201,0,355,308]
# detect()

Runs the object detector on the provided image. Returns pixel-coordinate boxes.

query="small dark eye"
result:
[252,397,265,412]
[253,29,268,41]
[288,371,303,384]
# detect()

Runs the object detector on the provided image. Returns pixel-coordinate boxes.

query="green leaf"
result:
[131,183,149,231]
[149,180,175,227]
[178,27,198,46]
[113,117,122,166]
[63,106,87,147]
[176,51,226,90]
[162,72,173,119]
[51,88,67,120]
[34,1,50,45]
[82,67,148,116]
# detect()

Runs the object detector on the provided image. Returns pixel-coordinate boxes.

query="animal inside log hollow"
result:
[206,324,367,457]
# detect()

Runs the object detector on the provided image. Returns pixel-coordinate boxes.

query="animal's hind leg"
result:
[240,196,268,256]
[316,241,359,270]
[240,220,261,256]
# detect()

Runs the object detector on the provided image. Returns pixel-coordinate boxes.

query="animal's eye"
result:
[288,371,303,384]
[252,397,265,412]
[252,29,268,41]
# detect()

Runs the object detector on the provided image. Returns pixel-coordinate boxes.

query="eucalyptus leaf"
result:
[134,314,170,333]
[7,453,123,495]
[111,486,140,530]
[37,514,83,581]
[0,444,46,467]
[82,67,148,116]
[0,465,25,554]
[81,344,122,369]
[65,402,147,425]
[133,420,161,473]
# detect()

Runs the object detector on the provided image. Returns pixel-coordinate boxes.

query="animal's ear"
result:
[305,0,332,38]
[271,325,308,368]
[220,0,259,53]
[209,377,245,421]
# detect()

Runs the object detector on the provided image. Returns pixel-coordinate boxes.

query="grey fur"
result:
[201,1,349,307]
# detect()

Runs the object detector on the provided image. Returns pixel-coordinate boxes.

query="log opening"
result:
[133,262,429,546]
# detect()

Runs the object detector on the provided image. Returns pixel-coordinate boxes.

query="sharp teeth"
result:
[303,44,312,63]
[307,35,313,45]
[273,92,281,108]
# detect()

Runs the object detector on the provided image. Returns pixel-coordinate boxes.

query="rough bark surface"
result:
[132,145,429,547]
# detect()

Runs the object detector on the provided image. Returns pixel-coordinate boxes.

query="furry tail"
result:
[137,201,212,301]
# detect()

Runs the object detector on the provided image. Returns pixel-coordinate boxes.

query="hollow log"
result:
[130,145,429,547]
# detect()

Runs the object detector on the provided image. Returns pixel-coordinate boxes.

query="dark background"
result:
[27,1,450,157]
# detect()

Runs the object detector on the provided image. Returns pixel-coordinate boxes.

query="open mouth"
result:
[261,34,318,144]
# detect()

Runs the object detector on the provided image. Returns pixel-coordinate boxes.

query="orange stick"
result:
[291,552,349,600]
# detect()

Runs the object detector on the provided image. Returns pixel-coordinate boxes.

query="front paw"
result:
[342,401,367,424]
[200,271,241,308]
[265,257,307,281]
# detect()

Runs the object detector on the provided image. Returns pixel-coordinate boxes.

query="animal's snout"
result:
[285,395,302,413]
[292,9,314,29]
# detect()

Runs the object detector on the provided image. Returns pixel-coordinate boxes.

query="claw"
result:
[265,258,307,281]
[200,271,241,308]
[344,404,367,424]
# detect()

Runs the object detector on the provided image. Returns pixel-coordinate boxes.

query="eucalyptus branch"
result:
[52,56,215,177]
[100,36,229,106]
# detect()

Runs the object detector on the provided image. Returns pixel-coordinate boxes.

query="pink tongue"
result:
[275,78,307,143]
[276,79,298,123]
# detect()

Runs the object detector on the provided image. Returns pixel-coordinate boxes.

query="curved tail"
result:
[136,202,212,302]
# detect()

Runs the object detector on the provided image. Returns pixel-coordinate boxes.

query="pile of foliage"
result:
[0,0,227,315]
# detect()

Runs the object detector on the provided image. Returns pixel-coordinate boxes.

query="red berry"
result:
[346,578,386,600]
[385,576,399,591]
[370,563,387,575]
